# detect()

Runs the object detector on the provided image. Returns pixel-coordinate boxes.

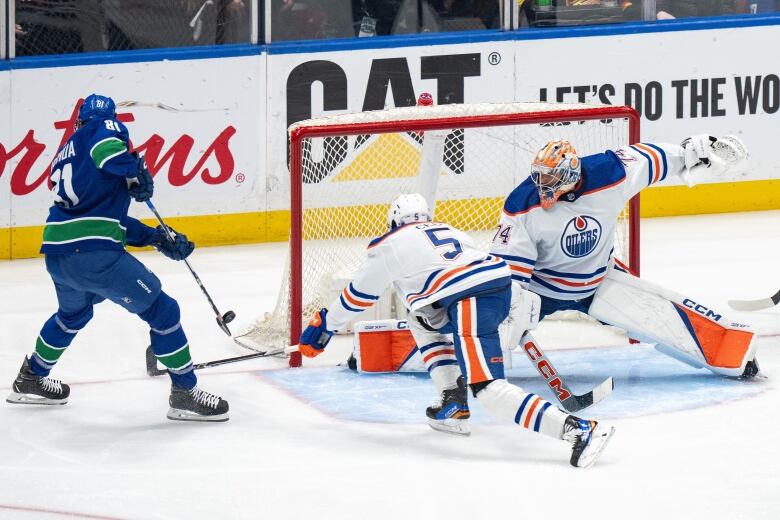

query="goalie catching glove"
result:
[299,308,334,358]
[680,134,748,187]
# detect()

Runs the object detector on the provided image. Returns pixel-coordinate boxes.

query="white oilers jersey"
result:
[327,222,510,333]
[491,142,686,301]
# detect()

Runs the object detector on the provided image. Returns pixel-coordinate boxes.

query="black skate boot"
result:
[562,416,615,468]
[6,357,70,405]
[167,386,229,422]
[741,357,761,379]
[426,376,470,436]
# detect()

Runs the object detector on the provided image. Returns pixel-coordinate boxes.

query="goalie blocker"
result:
[589,266,758,377]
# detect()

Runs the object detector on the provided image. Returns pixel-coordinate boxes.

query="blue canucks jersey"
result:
[41,118,155,254]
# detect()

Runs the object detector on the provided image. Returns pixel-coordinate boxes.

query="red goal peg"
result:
[417,92,433,106]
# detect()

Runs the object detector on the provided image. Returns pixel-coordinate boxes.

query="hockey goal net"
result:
[238,102,640,366]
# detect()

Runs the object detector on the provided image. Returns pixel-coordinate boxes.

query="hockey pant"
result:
[588,265,758,377]
[31,251,197,389]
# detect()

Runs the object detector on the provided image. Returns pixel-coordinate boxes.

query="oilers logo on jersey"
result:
[561,216,601,258]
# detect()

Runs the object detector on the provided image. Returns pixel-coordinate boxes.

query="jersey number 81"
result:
[50,163,79,208]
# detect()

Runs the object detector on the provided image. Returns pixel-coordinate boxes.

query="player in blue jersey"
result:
[5,94,229,422]
[491,136,760,379]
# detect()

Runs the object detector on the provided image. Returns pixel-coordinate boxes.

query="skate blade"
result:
[427,418,470,436]
[575,425,616,469]
[167,407,229,423]
[6,392,68,405]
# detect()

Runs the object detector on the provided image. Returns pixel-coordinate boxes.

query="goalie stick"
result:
[728,289,780,311]
[519,332,614,413]
[145,345,296,377]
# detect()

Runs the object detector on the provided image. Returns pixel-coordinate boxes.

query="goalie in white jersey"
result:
[491,135,760,378]
[298,194,614,468]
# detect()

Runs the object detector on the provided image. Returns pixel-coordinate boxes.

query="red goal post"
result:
[265,103,640,367]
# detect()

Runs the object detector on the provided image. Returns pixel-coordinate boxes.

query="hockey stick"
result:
[145,345,295,377]
[728,289,780,312]
[519,332,614,413]
[145,200,236,336]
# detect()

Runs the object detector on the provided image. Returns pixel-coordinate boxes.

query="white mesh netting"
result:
[237,102,638,354]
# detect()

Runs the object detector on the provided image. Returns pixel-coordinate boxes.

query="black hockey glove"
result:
[150,226,194,261]
[128,154,154,202]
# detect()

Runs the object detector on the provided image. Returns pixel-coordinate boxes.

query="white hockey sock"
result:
[476,379,567,439]
[429,364,461,392]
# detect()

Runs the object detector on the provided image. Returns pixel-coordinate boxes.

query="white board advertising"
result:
[1,55,265,228]
[0,73,10,231]
[265,41,517,211]
[515,24,780,184]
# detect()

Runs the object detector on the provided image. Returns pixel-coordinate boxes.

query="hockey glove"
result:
[128,154,154,202]
[150,226,195,261]
[681,134,716,171]
[299,308,334,358]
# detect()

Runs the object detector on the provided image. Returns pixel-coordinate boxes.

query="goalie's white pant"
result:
[589,266,758,377]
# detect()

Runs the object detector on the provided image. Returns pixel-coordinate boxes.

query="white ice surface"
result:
[0,211,778,520]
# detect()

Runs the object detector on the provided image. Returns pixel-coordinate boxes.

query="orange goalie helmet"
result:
[530,139,581,209]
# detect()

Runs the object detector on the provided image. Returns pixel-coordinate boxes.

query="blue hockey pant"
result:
[30,250,196,389]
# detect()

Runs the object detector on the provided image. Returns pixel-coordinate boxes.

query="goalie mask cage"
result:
[239,102,641,367]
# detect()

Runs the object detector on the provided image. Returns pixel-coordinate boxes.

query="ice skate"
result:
[562,416,615,468]
[167,386,229,422]
[6,357,70,405]
[426,376,471,436]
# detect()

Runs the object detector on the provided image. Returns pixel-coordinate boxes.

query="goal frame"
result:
[288,104,641,367]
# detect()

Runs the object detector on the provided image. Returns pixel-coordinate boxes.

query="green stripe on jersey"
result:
[35,336,67,364]
[90,137,127,169]
[156,344,193,371]
[42,218,126,246]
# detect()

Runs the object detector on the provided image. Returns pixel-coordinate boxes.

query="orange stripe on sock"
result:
[423,349,456,363]
[462,299,489,384]
[523,397,541,429]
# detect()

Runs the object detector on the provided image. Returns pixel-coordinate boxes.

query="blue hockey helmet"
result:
[78,94,117,123]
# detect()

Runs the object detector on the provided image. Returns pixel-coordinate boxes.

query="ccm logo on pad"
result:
[682,299,722,321]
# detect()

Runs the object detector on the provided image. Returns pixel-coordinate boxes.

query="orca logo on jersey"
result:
[560,216,602,258]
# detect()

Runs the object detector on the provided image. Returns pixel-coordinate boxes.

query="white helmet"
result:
[387,193,431,230]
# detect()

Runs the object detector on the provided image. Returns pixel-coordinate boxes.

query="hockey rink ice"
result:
[1,210,778,520]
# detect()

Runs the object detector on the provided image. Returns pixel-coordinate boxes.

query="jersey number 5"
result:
[424,228,463,260]
[50,163,79,208]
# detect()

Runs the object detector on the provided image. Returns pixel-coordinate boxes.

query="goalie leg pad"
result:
[351,319,464,392]
[588,266,757,377]
[352,320,420,373]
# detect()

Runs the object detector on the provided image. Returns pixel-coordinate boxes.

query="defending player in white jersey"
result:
[491,135,760,378]
[298,194,614,468]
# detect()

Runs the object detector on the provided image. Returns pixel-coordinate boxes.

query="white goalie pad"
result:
[588,266,757,377]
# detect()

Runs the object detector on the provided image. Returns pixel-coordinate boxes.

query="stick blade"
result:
[145,345,167,377]
[560,377,614,413]
[728,298,775,312]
